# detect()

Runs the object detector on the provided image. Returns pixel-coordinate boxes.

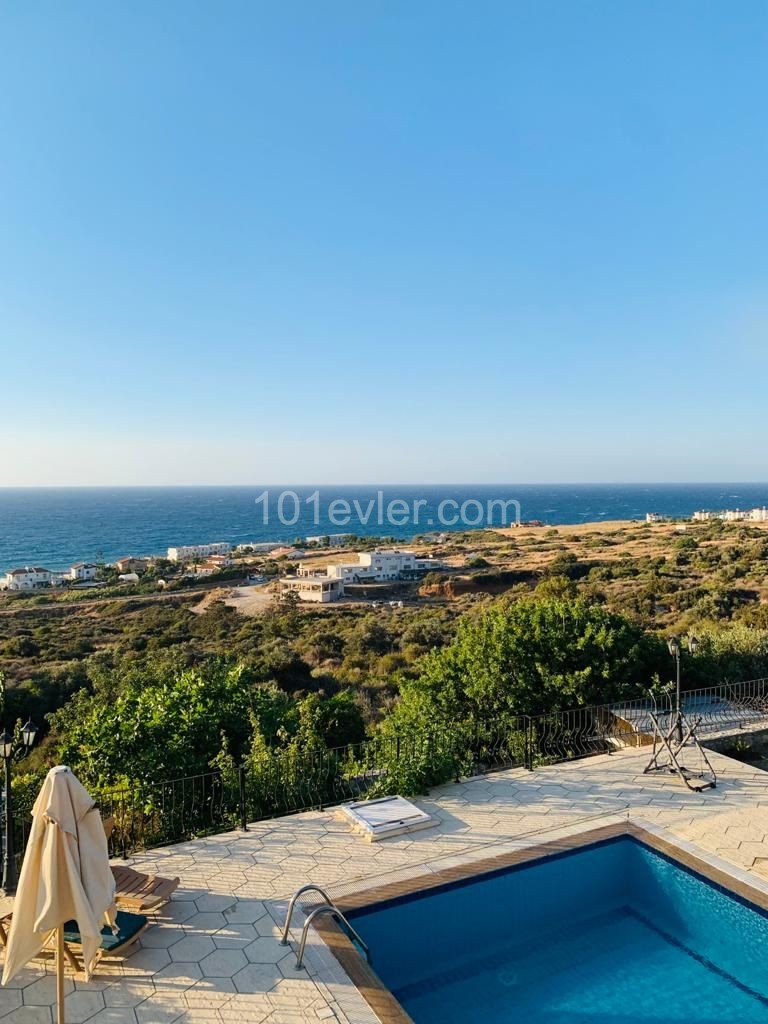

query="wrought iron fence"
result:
[8,677,768,860]
[94,717,530,856]
[528,676,768,766]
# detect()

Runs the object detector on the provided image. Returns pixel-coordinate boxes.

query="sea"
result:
[1,484,767,572]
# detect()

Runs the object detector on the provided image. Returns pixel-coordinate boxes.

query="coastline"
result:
[2,482,768,574]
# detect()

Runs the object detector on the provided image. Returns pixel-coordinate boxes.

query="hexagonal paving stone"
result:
[253,918,283,939]
[122,946,171,974]
[8,1008,54,1024]
[103,982,156,1008]
[231,961,283,993]
[135,995,186,1024]
[159,901,198,926]
[168,935,217,963]
[182,912,227,932]
[224,901,268,925]
[22,974,75,1005]
[63,989,106,1023]
[278,956,308,981]
[213,922,257,948]
[243,936,286,964]
[199,948,248,978]
[138,924,181,949]
[194,894,236,914]
[0,988,22,1016]
[87,1012,139,1024]
[153,961,203,992]
[2,967,46,991]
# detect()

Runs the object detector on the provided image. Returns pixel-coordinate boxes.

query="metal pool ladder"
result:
[280,883,372,970]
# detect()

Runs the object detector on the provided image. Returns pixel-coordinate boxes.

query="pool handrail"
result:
[294,902,371,970]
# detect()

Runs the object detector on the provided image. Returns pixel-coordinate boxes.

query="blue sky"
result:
[1,1,767,484]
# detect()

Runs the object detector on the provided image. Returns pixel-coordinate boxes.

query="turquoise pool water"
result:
[349,837,768,1023]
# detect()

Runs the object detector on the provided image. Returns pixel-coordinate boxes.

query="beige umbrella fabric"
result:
[2,765,116,986]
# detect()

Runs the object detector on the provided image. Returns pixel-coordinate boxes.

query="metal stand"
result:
[643,701,716,792]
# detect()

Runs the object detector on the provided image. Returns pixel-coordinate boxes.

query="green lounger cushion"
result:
[63,910,148,951]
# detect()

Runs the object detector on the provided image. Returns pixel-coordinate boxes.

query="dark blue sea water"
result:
[1,484,767,571]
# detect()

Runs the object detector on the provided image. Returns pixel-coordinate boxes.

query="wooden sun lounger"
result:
[59,910,149,974]
[110,864,180,912]
[0,907,148,976]
[101,817,180,911]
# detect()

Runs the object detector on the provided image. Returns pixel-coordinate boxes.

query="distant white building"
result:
[279,576,344,603]
[299,549,443,585]
[305,534,351,547]
[167,542,232,562]
[235,542,281,553]
[2,567,58,591]
[645,513,667,524]
[70,562,98,581]
[691,507,768,523]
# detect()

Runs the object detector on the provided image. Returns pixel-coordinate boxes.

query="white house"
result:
[305,534,351,548]
[70,562,98,581]
[279,576,344,603]
[167,542,232,562]
[692,508,768,523]
[2,567,58,591]
[301,549,444,585]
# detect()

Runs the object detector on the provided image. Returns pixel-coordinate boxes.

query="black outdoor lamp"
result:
[1,720,39,897]
[0,732,13,763]
[21,720,39,751]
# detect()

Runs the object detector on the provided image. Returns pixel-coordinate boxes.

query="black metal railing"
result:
[8,677,768,860]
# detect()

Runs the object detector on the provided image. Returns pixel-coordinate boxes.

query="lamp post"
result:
[1,719,39,896]
[667,635,698,743]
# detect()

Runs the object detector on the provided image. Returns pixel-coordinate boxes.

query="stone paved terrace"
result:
[5,746,768,1023]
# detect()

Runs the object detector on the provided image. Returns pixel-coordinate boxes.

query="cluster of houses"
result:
[646,508,768,526]
[2,563,100,591]
[279,548,443,603]
[2,538,444,599]
[691,507,768,523]
[2,554,158,591]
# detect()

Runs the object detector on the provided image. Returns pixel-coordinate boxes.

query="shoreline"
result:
[8,513,768,579]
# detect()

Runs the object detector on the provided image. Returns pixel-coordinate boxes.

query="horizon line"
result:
[0,481,768,490]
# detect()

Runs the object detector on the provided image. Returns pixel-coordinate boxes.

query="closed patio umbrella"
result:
[2,766,116,1022]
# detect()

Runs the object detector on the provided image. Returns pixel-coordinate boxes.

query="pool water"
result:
[349,837,768,1024]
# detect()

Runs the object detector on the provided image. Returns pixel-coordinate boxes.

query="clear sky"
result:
[2,1,767,485]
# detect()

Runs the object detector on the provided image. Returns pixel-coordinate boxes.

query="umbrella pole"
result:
[56,926,65,1024]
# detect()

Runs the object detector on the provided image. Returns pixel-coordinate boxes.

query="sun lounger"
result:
[110,864,180,911]
[58,909,148,973]
[0,906,147,975]
[101,817,180,911]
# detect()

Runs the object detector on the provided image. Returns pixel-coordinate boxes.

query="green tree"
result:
[386,596,665,728]
[49,662,256,785]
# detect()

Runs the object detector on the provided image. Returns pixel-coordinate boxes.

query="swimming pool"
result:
[346,835,768,1023]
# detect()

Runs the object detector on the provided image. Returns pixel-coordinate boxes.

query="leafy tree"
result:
[49,662,256,785]
[385,596,666,728]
